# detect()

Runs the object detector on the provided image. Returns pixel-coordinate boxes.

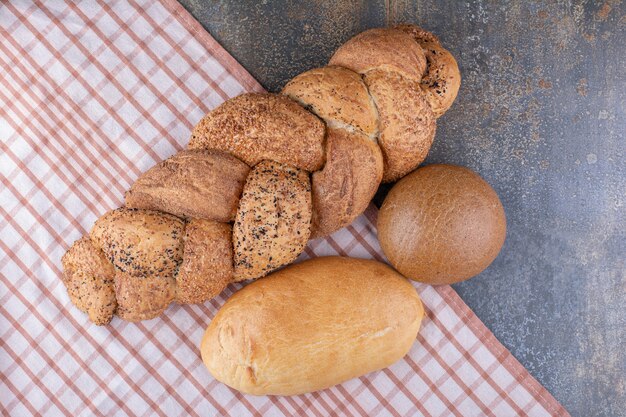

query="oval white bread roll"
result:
[200,257,424,396]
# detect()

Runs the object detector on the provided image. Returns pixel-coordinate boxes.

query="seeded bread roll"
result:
[394,24,461,118]
[114,271,176,322]
[329,28,426,82]
[90,208,185,278]
[188,93,326,172]
[61,25,461,324]
[61,237,116,325]
[233,160,312,281]
[309,128,383,238]
[282,66,382,237]
[364,69,436,182]
[176,219,233,304]
[330,27,440,181]
[125,149,250,222]
[115,271,176,321]
[88,208,184,321]
[282,65,378,137]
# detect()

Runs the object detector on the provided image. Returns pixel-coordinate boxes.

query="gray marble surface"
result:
[178,1,625,415]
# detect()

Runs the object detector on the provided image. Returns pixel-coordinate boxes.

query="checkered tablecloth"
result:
[0,1,569,416]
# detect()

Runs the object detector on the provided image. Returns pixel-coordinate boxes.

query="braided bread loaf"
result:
[61,25,460,324]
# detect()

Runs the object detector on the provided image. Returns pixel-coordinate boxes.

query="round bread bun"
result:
[394,24,461,118]
[378,164,506,284]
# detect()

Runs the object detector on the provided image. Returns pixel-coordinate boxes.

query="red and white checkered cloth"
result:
[0,1,569,416]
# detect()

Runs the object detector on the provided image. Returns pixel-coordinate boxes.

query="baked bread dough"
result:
[188,93,325,172]
[233,160,312,281]
[125,149,250,222]
[201,257,424,395]
[378,164,506,284]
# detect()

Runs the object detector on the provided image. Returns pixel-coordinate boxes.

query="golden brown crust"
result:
[329,28,426,82]
[125,149,250,222]
[201,257,424,395]
[281,66,378,137]
[90,208,185,278]
[394,24,461,117]
[60,25,464,324]
[233,160,312,281]
[393,24,439,45]
[114,271,175,322]
[364,69,436,182]
[188,93,325,171]
[310,129,383,238]
[61,237,117,325]
[378,164,506,284]
[176,219,233,304]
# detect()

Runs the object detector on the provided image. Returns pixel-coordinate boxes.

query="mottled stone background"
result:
[178,1,625,415]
